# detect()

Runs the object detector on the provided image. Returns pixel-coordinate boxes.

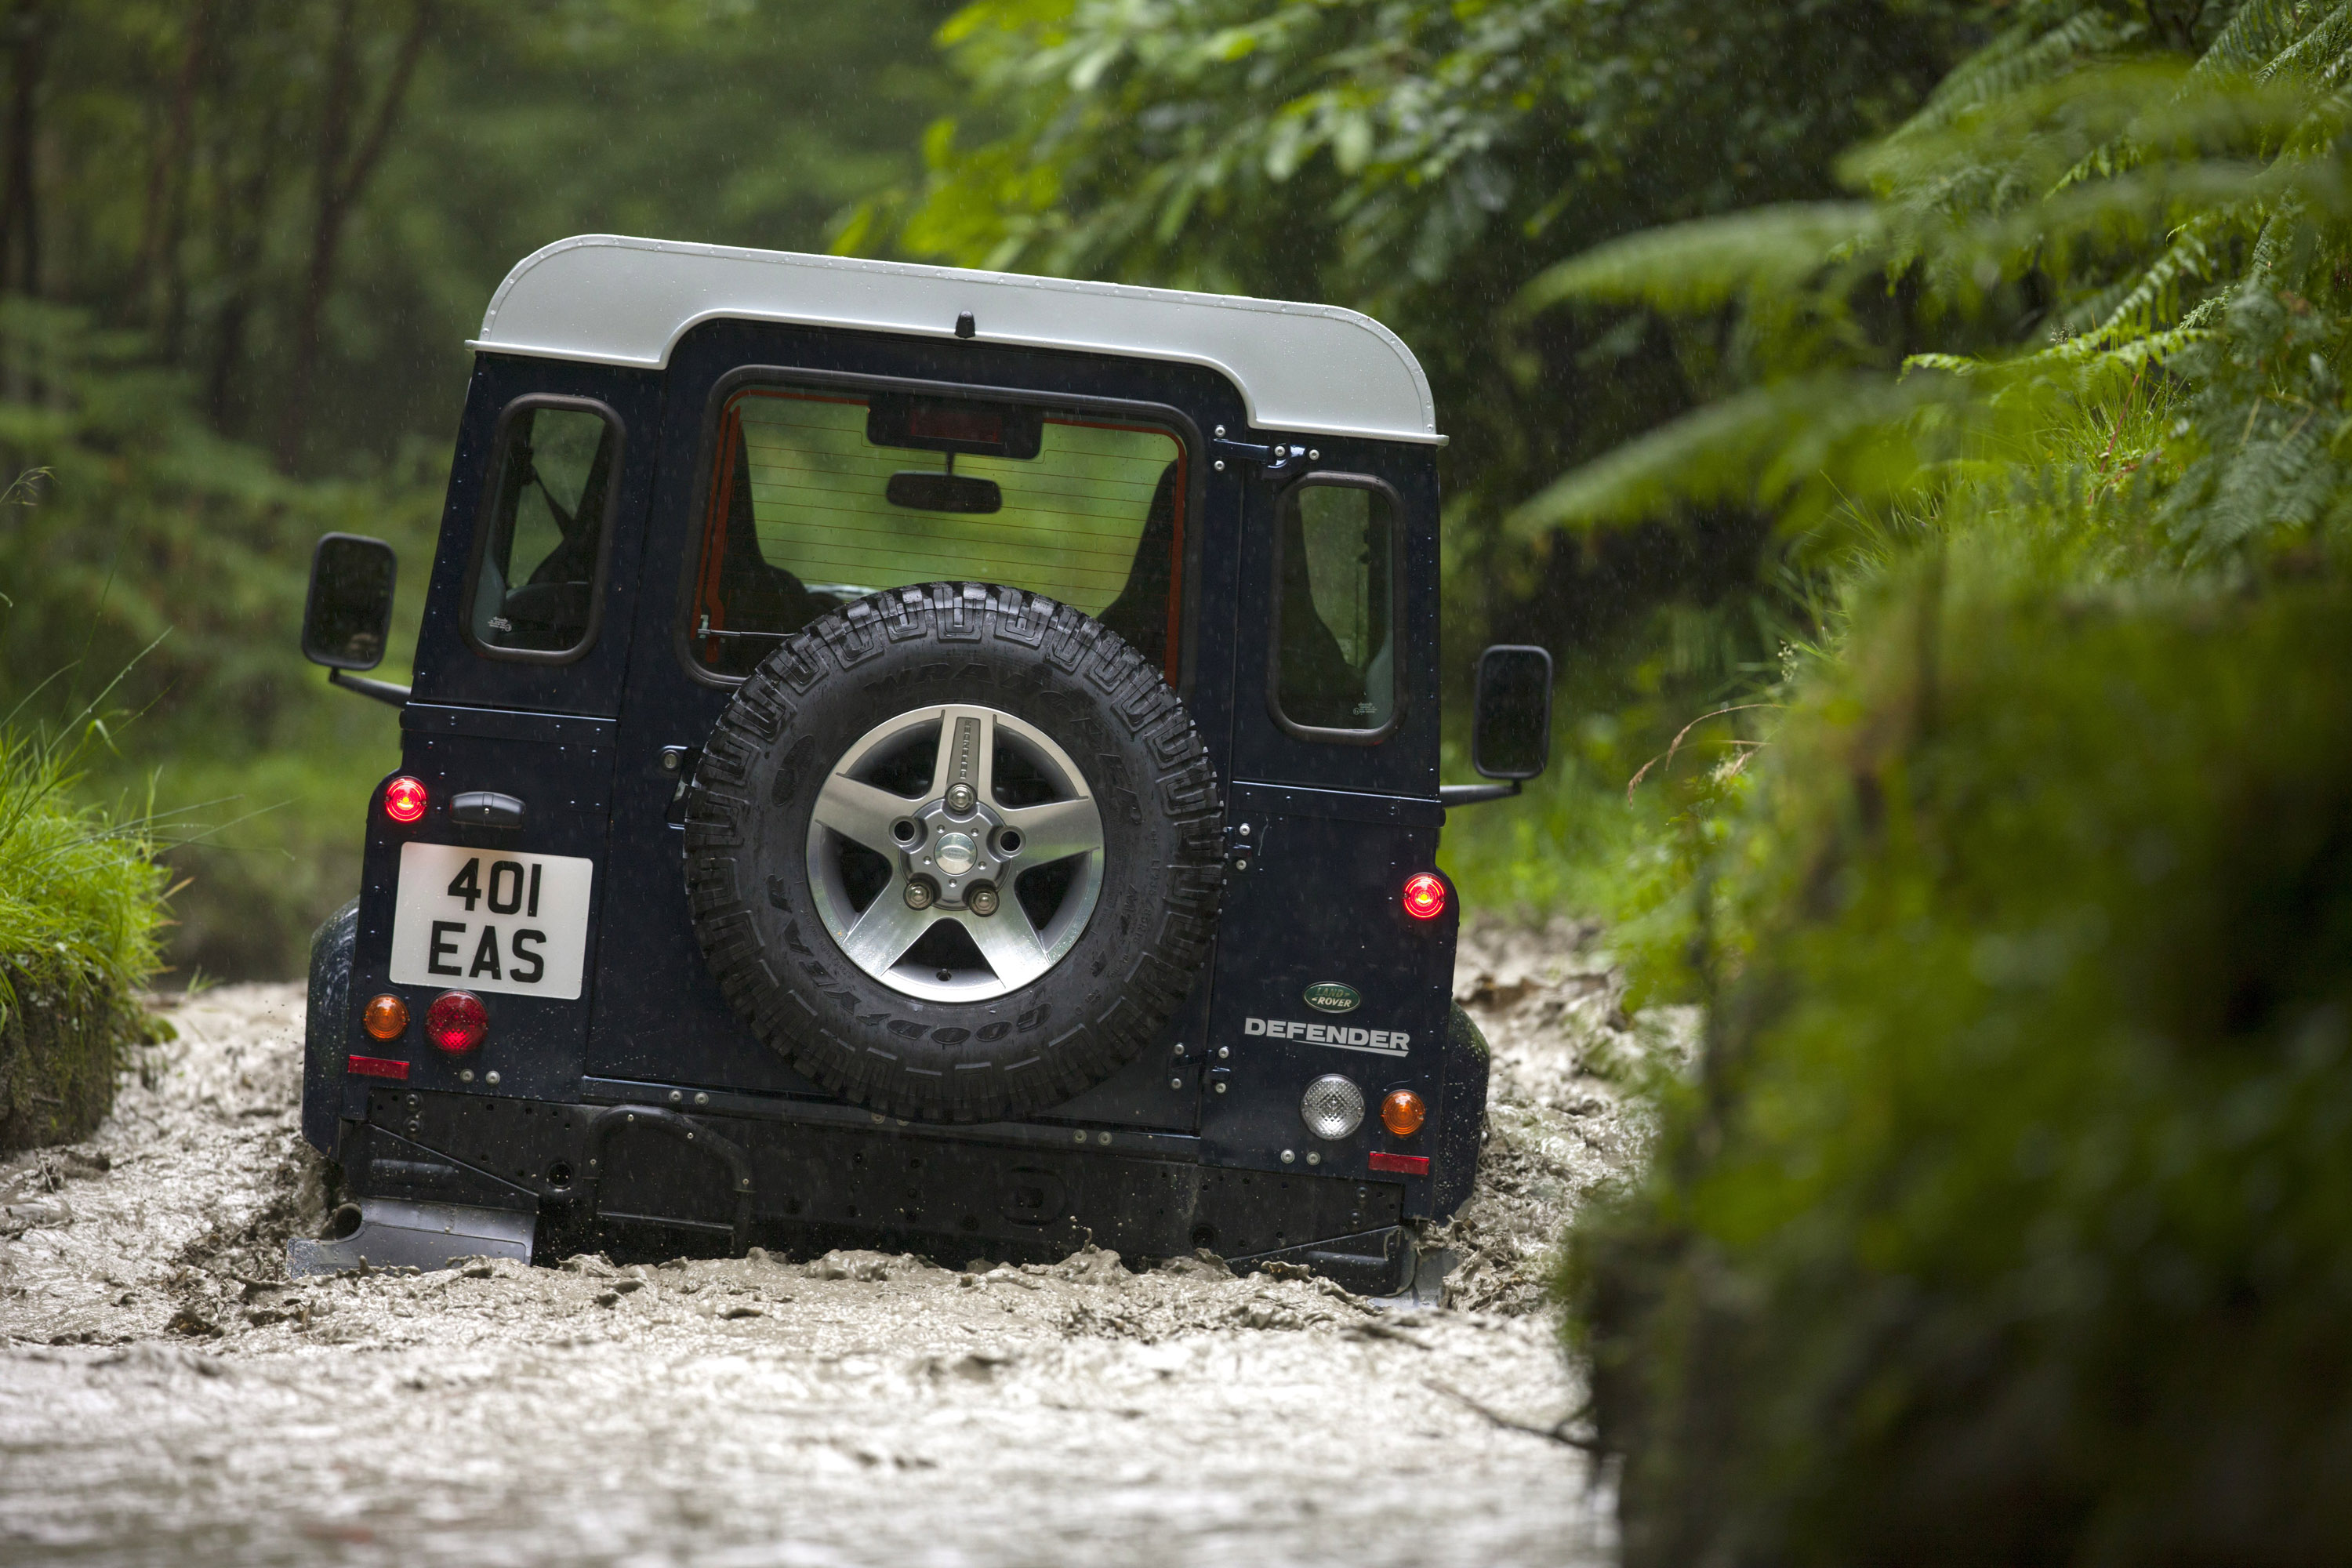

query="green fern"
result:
[1516,2,2352,572]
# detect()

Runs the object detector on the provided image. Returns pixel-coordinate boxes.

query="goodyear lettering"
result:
[1241,1015,1410,1057]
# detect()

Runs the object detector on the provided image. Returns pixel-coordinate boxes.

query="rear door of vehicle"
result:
[356,355,659,1105]
[582,318,1251,1132]
[1195,442,1454,1198]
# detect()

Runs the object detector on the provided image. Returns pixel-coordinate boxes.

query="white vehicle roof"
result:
[469,234,1443,447]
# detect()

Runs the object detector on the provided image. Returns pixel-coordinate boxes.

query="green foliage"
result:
[0,299,437,978]
[1552,4,2352,1560]
[1567,561,2352,1565]
[0,684,172,1018]
[1514,3,2352,573]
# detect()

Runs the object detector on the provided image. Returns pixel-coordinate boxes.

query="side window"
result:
[1272,477,1398,738]
[466,400,622,661]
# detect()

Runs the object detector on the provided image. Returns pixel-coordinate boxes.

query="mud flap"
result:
[286,1198,537,1276]
[1230,1225,1412,1297]
[1367,1240,1458,1309]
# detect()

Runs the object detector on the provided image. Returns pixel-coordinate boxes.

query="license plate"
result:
[387,843,595,1000]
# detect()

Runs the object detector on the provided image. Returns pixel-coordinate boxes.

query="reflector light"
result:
[1368,1151,1430,1176]
[425,990,488,1053]
[1402,873,1446,920]
[383,775,428,824]
[1381,1088,1428,1137]
[1300,1074,1367,1140]
[362,993,409,1040]
[346,1054,410,1081]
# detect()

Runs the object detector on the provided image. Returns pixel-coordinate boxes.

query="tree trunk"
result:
[274,0,435,472]
[135,0,212,355]
[205,131,283,437]
[0,0,48,300]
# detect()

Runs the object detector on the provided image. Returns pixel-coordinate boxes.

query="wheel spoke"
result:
[957,904,1053,989]
[927,706,997,804]
[811,773,914,857]
[997,796,1102,864]
[838,895,933,974]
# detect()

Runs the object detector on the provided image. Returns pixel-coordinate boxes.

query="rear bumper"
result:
[333,1084,1418,1294]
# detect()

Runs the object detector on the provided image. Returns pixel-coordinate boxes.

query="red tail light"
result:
[383,775,428,824]
[425,990,488,1053]
[1402,873,1446,920]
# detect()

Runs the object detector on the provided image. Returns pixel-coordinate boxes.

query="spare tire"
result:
[683,582,1224,1122]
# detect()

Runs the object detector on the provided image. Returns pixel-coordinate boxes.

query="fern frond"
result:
[1504,371,1983,536]
[1888,8,2145,145]
[2195,0,2310,79]
[2264,5,2352,85]
[1516,204,1882,317]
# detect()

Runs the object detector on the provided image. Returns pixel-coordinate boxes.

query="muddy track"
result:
[0,924,1677,1566]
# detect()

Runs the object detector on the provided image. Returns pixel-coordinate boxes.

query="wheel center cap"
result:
[933,832,978,876]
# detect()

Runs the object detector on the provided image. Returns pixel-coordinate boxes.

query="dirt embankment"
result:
[0,924,1678,1567]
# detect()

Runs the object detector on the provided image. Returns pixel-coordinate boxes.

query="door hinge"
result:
[1211,433,1316,477]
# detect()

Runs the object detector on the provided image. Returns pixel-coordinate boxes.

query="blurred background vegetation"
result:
[10,2,2352,1553]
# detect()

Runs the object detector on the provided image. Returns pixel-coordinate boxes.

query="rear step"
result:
[287,1198,536,1276]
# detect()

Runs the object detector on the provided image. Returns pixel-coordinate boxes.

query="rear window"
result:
[688,386,1187,682]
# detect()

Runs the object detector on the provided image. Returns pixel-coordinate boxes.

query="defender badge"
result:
[1302,982,1361,1014]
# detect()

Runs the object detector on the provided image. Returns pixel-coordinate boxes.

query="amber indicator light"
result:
[1381,1088,1427,1137]
[362,993,409,1040]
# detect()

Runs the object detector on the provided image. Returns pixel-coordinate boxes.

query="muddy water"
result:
[0,924,1671,1566]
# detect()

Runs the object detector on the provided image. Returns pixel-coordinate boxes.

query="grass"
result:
[0,687,172,1019]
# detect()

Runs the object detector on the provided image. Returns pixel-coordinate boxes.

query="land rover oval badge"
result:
[1303,982,1362,1014]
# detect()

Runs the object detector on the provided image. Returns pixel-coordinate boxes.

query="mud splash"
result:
[1435,919,1697,1315]
[0,925,1672,1566]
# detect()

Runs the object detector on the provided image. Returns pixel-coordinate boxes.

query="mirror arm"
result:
[329,669,410,708]
[1438,780,1522,808]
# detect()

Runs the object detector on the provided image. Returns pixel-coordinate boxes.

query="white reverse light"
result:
[1300,1074,1366,1140]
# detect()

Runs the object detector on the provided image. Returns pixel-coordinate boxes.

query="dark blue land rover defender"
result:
[291,236,1552,1294]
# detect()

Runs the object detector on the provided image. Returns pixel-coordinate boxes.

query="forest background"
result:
[0,0,1984,980]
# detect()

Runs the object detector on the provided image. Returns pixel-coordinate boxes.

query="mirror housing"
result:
[302,533,397,671]
[1472,644,1553,780]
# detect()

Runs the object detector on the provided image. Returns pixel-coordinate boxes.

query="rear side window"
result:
[688,385,1187,682]
[466,399,622,661]
[1271,476,1399,739]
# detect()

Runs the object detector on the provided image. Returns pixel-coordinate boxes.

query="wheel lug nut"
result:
[945,782,976,815]
[967,882,999,917]
[904,878,937,910]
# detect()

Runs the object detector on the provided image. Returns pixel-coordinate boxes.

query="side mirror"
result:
[302,533,397,671]
[1472,644,1553,780]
